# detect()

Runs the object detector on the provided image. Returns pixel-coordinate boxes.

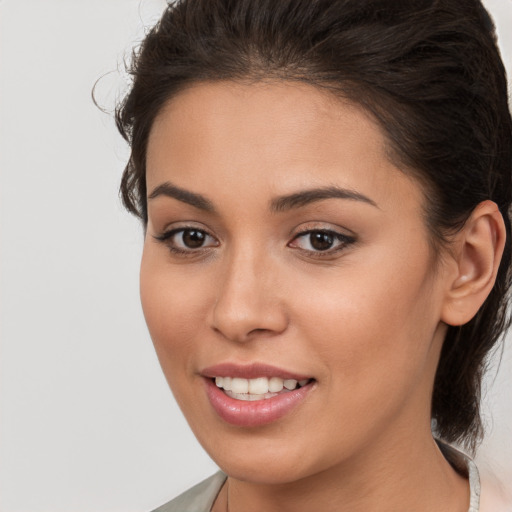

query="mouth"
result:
[212,376,313,401]
[201,363,316,427]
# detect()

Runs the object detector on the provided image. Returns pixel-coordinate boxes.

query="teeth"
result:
[248,377,268,394]
[268,377,284,393]
[283,379,298,390]
[231,377,249,394]
[225,390,277,401]
[214,376,311,396]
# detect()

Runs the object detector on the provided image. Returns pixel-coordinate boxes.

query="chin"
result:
[193,424,341,486]
[216,454,314,485]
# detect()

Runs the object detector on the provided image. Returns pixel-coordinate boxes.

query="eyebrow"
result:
[148,181,378,213]
[270,186,378,212]
[148,182,215,212]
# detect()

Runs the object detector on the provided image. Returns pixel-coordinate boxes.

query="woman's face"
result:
[141,81,451,483]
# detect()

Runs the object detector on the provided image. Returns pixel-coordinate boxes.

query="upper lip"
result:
[201,362,312,381]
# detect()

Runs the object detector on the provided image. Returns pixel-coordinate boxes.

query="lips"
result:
[201,362,312,381]
[201,363,316,427]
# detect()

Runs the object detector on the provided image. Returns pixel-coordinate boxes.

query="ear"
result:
[441,200,506,327]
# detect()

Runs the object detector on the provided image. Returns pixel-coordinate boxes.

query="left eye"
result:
[289,230,354,252]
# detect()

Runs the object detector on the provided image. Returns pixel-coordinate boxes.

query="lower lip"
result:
[204,378,315,427]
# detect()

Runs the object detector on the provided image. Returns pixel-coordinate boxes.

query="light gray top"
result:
[151,442,480,512]
[152,471,226,512]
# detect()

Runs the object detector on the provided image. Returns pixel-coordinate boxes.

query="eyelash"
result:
[153,227,356,258]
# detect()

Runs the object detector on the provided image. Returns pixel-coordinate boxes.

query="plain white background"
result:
[0,1,511,510]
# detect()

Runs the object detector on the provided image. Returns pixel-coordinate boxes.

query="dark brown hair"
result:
[116,0,512,452]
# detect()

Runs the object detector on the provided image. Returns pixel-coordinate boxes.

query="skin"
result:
[141,81,504,512]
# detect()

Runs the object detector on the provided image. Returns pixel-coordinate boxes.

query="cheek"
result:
[293,248,439,404]
[139,247,211,377]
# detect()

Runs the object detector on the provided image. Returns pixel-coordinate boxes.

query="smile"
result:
[202,364,316,427]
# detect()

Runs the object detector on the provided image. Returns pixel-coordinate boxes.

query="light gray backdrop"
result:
[0,1,511,510]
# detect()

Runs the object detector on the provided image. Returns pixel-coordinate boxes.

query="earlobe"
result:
[441,200,506,327]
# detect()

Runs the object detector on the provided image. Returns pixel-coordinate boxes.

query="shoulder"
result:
[151,471,227,512]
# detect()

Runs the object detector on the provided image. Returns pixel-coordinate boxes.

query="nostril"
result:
[248,328,271,336]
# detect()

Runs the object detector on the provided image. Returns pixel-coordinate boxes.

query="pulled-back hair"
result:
[116,0,512,452]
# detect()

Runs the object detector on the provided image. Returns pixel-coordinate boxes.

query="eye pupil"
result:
[183,230,206,248]
[310,231,334,251]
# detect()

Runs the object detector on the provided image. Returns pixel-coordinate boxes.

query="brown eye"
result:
[289,229,355,255]
[181,229,206,248]
[154,227,219,254]
[309,231,334,251]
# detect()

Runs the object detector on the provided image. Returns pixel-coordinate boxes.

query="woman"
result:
[116,1,511,510]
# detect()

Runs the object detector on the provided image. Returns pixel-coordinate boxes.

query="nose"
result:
[210,246,288,343]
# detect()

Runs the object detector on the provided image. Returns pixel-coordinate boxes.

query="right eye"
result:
[154,228,219,254]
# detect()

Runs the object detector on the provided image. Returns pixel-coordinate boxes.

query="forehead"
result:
[146,80,424,214]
